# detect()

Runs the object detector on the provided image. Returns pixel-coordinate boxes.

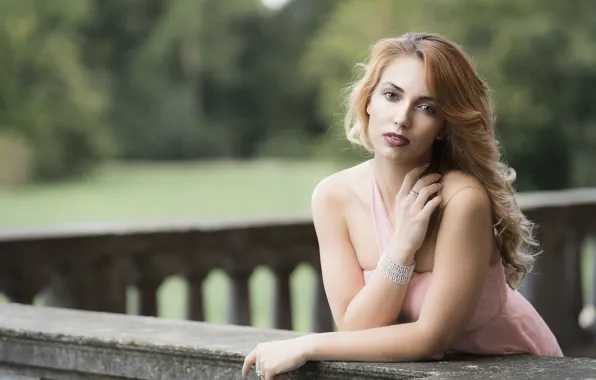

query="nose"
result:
[392,101,411,128]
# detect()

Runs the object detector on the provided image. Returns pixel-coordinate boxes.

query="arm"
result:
[312,178,409,331]
[307,186,493,360]
[312,179,407,331]
[312,168,441,331]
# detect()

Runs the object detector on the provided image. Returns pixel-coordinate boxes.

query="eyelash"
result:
[383,91,400,102]
[383,91,436,115]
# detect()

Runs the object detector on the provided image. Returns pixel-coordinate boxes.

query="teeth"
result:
[391,136,399,140]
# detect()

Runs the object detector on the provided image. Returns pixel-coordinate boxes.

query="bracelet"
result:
[377,250,416,284]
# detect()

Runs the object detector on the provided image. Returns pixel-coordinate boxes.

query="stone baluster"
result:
[271,265,294,330]
[4,284,37,305]
[525,208,590,350]
[137,278,161,317]
[522,210,565,344]
[0,241,52,306]
[578,221,596,346]
[134,247,185,318]
[565,221,592,347]
[102,258,129,313]
[44,242,129,314]
[186,271,208,321]
[2,269,42,305]
[80,255,130,314]
[227,268,252,326]
[591,232,596,343]
[311,264,334,333]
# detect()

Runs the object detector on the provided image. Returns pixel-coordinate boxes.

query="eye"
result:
[419,104,437,115]
[383,91,399,101]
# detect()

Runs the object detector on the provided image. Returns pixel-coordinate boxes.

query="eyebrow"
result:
[382,81,436,102]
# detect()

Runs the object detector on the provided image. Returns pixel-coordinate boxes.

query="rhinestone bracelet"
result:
[377,250,416,284]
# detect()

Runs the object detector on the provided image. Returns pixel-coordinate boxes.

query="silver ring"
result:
[410,189,419,197]
[256,370,264,378]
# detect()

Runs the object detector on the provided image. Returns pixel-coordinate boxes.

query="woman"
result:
[242,32,562,379]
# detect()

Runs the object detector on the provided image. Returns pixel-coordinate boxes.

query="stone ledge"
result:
[0,303,594,379]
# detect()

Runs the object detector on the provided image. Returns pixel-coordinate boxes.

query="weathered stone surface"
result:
[0,371,40,380]
[0,304,595,379]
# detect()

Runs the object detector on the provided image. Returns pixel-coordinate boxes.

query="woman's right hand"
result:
[389,164,443,259]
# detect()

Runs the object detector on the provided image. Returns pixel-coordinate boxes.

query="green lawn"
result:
[0,160,344,331]
[0,160,343,228]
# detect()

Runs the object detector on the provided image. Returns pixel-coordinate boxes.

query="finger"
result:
[258,355,264,378]
[419,195,442,220]
[414,182,443,208]
[411,173,442,193]
[398,163,430,197]
[264,369,276,380]
[242,350,257,377]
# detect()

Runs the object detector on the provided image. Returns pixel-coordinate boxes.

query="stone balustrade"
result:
[1,303,595,379]
[0,214,332,332]
[1,187,596,357]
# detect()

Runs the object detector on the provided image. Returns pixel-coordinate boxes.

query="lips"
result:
[383,133,410,147]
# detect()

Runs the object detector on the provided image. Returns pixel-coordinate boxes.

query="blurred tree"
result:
[81,0,339,160]
[429,0,596,190]
[301,0,422,164]
[6,0,594,191]
[302,0,596,191]
[80,0,339,160]
[0,0,111,181]
[237,0,340,158]
[81,0,259,160]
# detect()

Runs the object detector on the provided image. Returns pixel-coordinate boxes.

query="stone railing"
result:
[0,215,332,332]
[1,188,596,356]
[1,303,595,379]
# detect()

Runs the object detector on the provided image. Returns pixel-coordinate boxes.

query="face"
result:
[366,55,444,163]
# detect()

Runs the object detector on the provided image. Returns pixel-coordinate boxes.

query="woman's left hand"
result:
[241,337,312,379]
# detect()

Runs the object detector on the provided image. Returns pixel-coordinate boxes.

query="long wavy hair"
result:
[344,33,538,289]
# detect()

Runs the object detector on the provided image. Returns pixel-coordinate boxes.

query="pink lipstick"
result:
[383,133,410,147]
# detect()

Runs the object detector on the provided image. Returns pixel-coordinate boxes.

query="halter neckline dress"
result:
[364,178,563,356]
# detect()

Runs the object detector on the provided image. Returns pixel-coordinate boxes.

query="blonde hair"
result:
[344,33,538,289]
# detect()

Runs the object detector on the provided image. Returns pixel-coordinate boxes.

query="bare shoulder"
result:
[439,170,491,211]
[311,160,371,210]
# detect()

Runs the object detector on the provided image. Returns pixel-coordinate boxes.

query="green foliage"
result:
[79,0,339,161]
[0,0,111,181]
[0,130,33,188]
[3,0,596,190]
[427,0,596,190]
[302,0,596,190]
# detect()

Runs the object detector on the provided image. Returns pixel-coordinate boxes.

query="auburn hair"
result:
[344,33,538,289]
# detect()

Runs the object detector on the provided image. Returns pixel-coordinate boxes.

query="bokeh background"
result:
[2,0,596,331]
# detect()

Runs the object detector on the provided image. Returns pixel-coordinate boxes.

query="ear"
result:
[366,101,371,115]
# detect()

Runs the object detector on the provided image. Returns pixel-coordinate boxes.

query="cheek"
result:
[367,99,389,123]
[413,116,443,139]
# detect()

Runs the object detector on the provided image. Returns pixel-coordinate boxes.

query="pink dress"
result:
[364,179,563,357]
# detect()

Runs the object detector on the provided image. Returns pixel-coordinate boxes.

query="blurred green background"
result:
[1,0,596,330]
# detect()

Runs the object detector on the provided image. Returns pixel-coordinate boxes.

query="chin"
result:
[371,137,431,164]
[374,145,412,162]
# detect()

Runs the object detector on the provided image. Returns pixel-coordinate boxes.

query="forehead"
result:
[378,55,430,97]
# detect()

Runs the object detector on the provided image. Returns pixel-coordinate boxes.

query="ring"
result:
[256,370,264,378]
[410,189,419,197]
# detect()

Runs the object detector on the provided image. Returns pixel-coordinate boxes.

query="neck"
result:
[372,154,430,213]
